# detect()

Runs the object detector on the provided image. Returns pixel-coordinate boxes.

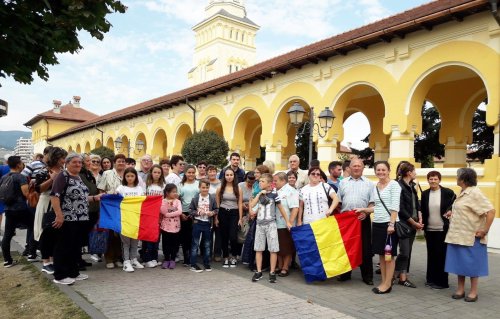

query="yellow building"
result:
[25,96,98,153]
[47,0,500,246]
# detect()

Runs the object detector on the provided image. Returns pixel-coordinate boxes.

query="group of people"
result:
[0,150,495,302]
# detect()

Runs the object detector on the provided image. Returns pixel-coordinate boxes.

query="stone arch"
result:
[134,131,147,159]
[94,139,102,149]
[230,108,263,168]
[117,135,130,157]
[201,117,224,137]
[68,145,74,152]
[399,41,499,134]
[76,144,81,154]
[105,137,114,150]
[151,128,168,161]
[270,82,322,148]
[84,141,91,154]
[172,123,192,155]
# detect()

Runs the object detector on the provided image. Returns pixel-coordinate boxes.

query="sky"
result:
[0,0,430,149]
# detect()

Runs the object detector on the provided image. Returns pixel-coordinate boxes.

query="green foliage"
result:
[0,0,126,85]
[414,104,444,167]
[90,146,114,159]
[351,135,374,167]
[181,130,229,168]
[295,123,317,169]
[468,108,493,162]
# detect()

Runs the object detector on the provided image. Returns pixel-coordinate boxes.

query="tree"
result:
[90,146,114,159]
[295,123,317,169]
[414,104,445,167]
[0,0,126,85]
[181,130,229,168]
[468,108,494,162]
[351,134,374,167]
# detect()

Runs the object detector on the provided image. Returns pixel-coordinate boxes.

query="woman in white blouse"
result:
[370,161,401,294]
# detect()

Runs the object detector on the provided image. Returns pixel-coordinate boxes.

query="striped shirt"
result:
[372,180,401,223]
[21,160,46,179]
[338,176,375,212]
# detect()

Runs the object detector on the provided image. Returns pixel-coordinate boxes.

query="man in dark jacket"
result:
[421,170,456,289]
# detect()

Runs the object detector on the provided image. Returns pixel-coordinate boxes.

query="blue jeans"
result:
[190,221,212,266]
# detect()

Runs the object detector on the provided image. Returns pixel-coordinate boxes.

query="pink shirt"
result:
[160,198,182,233]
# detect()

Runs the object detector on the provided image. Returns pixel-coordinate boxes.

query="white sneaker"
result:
[106,263,115,269]
[131,258,144,269]
[53,277,75,285]
[90,254,101,262]
[145,260,157,268]
[72,274,89,281]
[123,260,134,272]
[115,261,123,267]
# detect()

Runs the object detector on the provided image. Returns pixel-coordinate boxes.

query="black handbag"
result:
[376,187,411,239]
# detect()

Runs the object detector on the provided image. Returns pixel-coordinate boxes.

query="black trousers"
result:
[396,228,417,273]
[53,221,85,280]
[39,227,57,259]
[340,217,373,281]
[425,230,449,287]
[218,208,239,258]
[1,209,35,262]
[180,216,192,264]
[161,231,180,261]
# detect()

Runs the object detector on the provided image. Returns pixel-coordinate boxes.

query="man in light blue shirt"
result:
[337,158,375,285]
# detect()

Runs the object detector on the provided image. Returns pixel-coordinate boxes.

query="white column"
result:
[444,136,467,168]
[317,136,338,170]
[374,141,389,161]
[265,144,283,170]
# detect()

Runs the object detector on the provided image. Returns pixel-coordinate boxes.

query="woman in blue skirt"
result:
[445,168,495,302]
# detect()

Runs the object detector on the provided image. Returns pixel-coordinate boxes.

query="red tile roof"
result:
[24,102,99,126]
[48,0,492,141]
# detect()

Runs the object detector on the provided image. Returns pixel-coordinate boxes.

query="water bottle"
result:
[384,244,392,262]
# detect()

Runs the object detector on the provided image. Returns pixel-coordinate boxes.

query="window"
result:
[229,65,232,73]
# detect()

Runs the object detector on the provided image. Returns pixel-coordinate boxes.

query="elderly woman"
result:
[421,171,456,289]
[51,153,102,285]
[298,167,339,225]
[89,154,102,185]
[445,168,495,302]
[371,161,401,294]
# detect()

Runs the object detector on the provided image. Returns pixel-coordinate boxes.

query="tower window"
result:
[229,65,232,73]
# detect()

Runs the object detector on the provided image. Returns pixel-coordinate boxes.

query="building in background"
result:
[188,0,259,85]
[24,96,98,153]
[14,137,33,163]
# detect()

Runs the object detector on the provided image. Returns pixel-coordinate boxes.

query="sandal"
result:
[278,270,289,277]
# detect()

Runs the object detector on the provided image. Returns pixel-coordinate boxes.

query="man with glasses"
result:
[287,155,308,190]
[138,155,153,181]
[165,155,184,186]
[219,152,245,184]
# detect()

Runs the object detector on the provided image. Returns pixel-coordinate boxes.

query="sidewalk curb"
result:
[11,236,107,319]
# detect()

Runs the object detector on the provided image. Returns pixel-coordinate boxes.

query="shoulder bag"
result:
[376,186,411,239]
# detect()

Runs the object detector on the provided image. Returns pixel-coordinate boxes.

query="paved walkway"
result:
[6,230,500,319]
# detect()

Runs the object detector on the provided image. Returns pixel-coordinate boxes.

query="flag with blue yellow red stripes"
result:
[291,211,362,282]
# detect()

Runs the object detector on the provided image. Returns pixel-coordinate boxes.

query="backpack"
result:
[0,173,18,205]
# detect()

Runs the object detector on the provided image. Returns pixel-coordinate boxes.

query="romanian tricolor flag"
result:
[99,194,163,242]
[291,211,362,282]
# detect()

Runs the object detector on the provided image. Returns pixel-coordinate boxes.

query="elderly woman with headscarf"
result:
[445,168,495,302]
[50,153,102,285]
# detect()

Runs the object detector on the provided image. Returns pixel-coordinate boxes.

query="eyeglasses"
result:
[91,160,101,164]
[310,173,321,176]
[142,159,152,162]
[198,166,206,169]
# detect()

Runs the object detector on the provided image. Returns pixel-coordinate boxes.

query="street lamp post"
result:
[287,101,335,164]
[114,137,145,157]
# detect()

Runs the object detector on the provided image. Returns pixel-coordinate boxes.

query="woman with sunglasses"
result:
[196,161,208,180]
[298,167,339,226]
[89,155,102,185]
